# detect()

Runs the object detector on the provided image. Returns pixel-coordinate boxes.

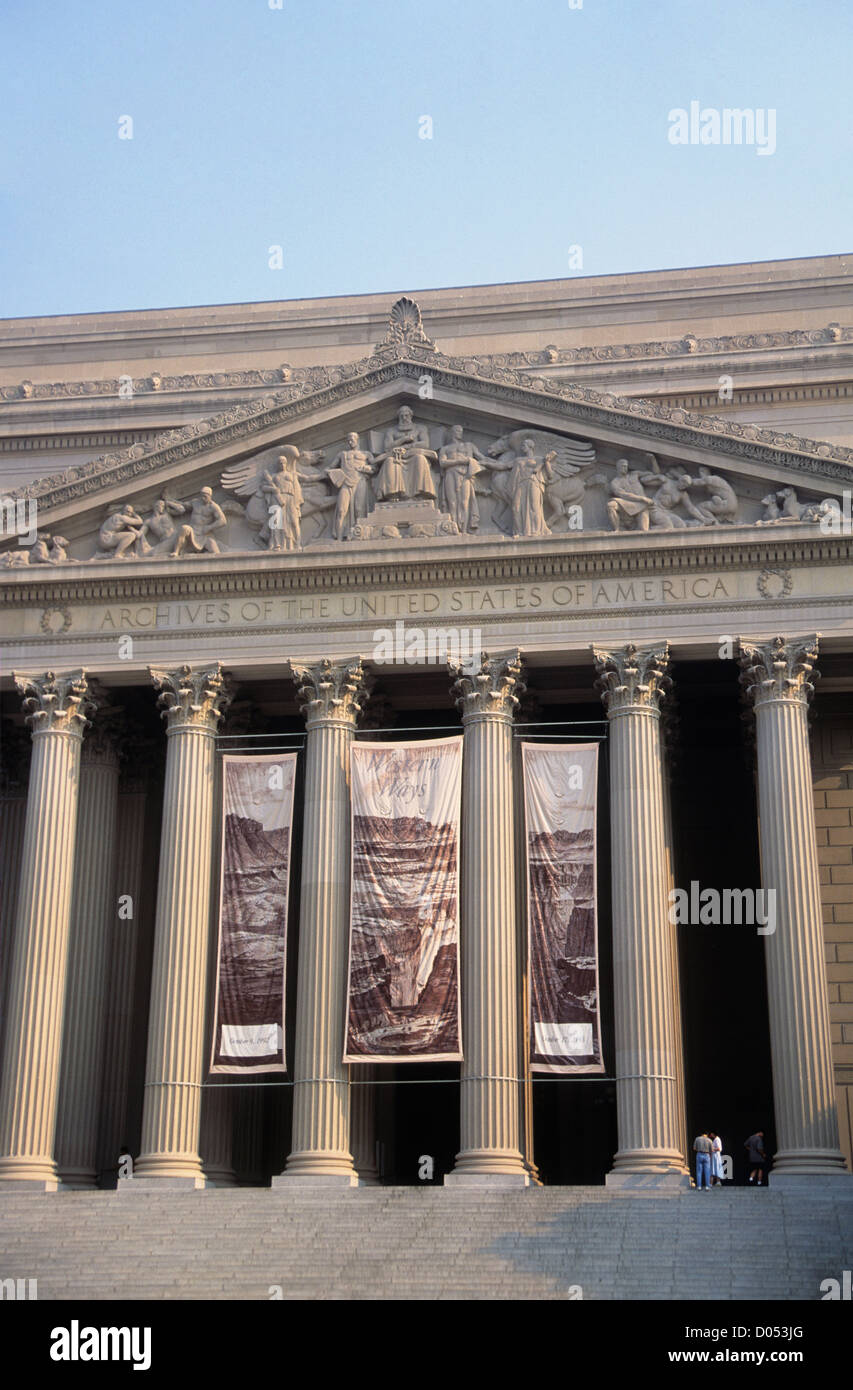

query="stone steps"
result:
[0,1186,850,1300]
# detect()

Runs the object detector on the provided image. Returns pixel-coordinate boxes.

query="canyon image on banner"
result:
[345,737,463,1061]
[210,753,297,1074]
[523,742,604,1073]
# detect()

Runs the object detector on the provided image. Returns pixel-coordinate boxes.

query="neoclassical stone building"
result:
[0,256,851,1190]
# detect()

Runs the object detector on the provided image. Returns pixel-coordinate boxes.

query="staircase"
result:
[1,1185,851,1300]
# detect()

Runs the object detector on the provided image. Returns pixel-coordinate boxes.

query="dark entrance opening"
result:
[671,658,775,1183]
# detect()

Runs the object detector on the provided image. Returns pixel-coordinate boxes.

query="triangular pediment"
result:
[3,298,853,567]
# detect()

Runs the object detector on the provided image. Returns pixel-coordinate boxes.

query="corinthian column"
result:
[446,651,529,1185]
[738,635,848,1182]
[0,671,95,1189]
[54,690,124,1187]
[130,664,231,1187]
[593,643,689,1186]
[277,658,371,1184]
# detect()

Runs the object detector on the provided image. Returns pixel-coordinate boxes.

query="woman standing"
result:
[709,1132,724,1186]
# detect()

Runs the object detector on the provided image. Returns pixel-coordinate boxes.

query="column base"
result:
[445,1172,530,1187]
[606,1171,693,1190]
[769,1150,850,1179]
[769,1175,852,1191]
[202,1169,237,1187]
[278,1150,358,1184]
[272,1173,358,1188]
[117,1175,207,1191]
[446,1148,530,1185]
[132,1152,206,1184]
[0,1178,59,1193]
[0,1157,59,1189]
[58,1169,98,1190]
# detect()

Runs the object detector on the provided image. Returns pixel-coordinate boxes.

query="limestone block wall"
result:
[812,714,853,1168]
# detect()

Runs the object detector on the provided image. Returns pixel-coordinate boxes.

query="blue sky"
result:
[1,0,850,317]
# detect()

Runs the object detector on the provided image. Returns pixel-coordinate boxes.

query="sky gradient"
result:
[1,0,850,317]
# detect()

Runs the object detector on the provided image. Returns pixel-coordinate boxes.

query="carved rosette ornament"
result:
[149,662,232,732]
[290,657,372,730]
[592,642,672,717]
[737,634,819,709]
[450,650,526,724]
[14,669,96,740]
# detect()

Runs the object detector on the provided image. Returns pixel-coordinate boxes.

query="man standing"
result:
[328,432,375,540]
[693,1130,713,1190]
[438,425,487,534]
[744,1129,767,1185]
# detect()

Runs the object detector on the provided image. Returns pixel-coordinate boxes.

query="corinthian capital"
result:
[290,658,372,728]
[81,681,126,765]
[737,634,819,709]
[450,650,525,721]
[13,669,96,739]
[593,642,671,715]
[149,663,232,731]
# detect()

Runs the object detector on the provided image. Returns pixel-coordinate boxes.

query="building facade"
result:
[0,256,852,1190]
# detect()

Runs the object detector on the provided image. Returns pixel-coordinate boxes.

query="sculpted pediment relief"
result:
[2,298,852,568]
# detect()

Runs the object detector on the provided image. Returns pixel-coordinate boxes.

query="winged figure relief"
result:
[220,444,333,545]
[485,429,597,532]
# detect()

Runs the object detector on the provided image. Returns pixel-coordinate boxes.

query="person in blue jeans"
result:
[693,1130,713,1189]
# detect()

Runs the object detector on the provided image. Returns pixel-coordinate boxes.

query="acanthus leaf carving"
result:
[737,635,820,708]
[150,663,232,731]
[593,642,672,714]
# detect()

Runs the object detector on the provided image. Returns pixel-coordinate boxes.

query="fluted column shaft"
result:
[133,664,231,1185]
[281,658,369,1183]
[740,635,848,1179]
[96,777,148,1181]
[201,1088,236,1186]
[447,652,528,1183]
[0,671,94,1188]
[55,704,122,1188]
[594,643,689,1183]
[350,1066,380,1184]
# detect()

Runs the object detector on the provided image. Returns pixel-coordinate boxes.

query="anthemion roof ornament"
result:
[374,296,436,353]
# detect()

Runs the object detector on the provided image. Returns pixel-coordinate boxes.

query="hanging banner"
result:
[345,737,463,1062]
[210,753,297,1075]
[523,742,604,1073]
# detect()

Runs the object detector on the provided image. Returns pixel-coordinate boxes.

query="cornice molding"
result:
[6,338,853,524]
[1,525,850,607]
[2,324,849,408]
